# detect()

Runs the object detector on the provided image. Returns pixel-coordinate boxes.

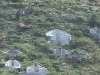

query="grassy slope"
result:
[0,0,100,75]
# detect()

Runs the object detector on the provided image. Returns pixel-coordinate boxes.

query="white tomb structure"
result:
[26,64,48,75]
[46,29,71,45]
[5,58,21,69]
[52,47,68,56]
[90,27,100,38]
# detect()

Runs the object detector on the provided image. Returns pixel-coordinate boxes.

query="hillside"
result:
[0,0,100,75]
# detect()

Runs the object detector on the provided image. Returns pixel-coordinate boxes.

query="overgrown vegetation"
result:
[0,0,100,75]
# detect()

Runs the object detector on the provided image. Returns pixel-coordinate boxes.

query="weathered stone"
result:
[66,16,86,23]
[66,8,75,14]
[17,23,32,31]
[7,21,13,24]
[73,6,89,12]
[90,6,99,11]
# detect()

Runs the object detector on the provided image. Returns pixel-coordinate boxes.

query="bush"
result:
[88,14,100,28]
[8,69,19,74]
[4,55,15,61]
[0,19,6,28]
[68,37,96,50]
[15,54,26,62]
[0,62,5,68]
[47,71,58,75]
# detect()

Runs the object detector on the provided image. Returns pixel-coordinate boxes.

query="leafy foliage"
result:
[0,0,100,75]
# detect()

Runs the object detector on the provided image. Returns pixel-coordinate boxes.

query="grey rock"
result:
[90,6,99,11]
[66,8,75,14]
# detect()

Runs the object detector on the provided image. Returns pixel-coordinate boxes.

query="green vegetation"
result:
[0,0,100,75]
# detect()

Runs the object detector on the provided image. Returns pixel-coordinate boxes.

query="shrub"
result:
[0,19,6,28]
[0,62,5,68]
[88,14,100,28]
[47,71,58,75]
[8,69,19,75]
[15,54,26,62]
[68,37,96,50]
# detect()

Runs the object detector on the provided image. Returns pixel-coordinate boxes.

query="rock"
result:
[29,1,39,6]
[7,21,13,24]
[81,7,89,11]
[90,6,99,11]
[17,23,32,31]
[11,14,16,19]
[66,16,86,23]
[74,7,89,12]
[66,16,80,23]
[66,16,77,22]
[68,23,74,27]
[0,8,4,12]
[66,8,75,14]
